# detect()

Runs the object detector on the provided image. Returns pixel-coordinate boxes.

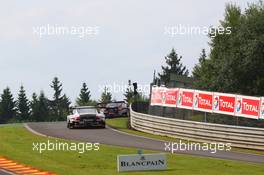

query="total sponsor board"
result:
[164,88,179,107]
[150,87,166,106]
[177,88,194,110]
[235,95,260,119]
[213,93,236,115]
[151,86,263,120]
[193,90,213,112]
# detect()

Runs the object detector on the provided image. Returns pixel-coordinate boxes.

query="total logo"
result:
[166,94,177,101]
[219,100,234,109]
[199,97,212,107]
[243,102,258,112]
[213,96,219,110]
[236,99,242,113]
[182,94,192,104]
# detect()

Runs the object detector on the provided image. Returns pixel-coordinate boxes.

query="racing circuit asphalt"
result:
[0,170,13,175]
[26,121,264,164]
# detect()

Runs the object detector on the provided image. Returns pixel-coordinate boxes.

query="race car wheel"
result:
[67,122,74,129]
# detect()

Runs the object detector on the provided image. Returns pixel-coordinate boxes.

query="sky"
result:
[0,0,257,103]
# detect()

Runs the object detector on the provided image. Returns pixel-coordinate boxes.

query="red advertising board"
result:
[150,87,166,106]
[177,88,194,109]
[213,93,236,115]
[150,86,262,120]
[193,90,213,112]
[164,88,178,107]
[235,95,260,119]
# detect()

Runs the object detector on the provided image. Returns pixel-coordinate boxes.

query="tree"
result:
[76,83,91,106]
[50,77,69,121]
[50,77,63,120]
[123,80,134,105]
[16,85,30,121]
[30,93,39,121]
[136,92,149,102]
[158,48,189,85]
[99,87,112,103]
[30,91,50,122]
[37,91,50,122]
[0,87,16,123]
[192,49,212,90]
[61,94,71,117]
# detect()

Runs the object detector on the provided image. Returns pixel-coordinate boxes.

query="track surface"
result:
[27,122,264,163]
[0,170,12,175]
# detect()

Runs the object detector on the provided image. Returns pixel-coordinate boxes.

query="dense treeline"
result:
[0,77,147,124]
[0,77,111,123]
[0,77,71,123]
[192,1,264,96]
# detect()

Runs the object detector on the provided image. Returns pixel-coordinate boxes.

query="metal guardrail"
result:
[130,107,264,150]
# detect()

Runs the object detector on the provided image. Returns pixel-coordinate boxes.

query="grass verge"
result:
[106,117,264,155]
[0,124,263,175]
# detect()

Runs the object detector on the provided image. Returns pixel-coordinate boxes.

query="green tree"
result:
[50,77,69,120]
[123,80,134,105]
[100,87,112,103]
[193,49,206,77]
[76,83,91,106]
[16,85,30,121]
[30,92,50,122]
[30,92,39,121]
[136,92,149,102]
[192,49,212,90]
[0,87,16,123]
[37,91,50,122]
[158,48,189,85]
[61,94,71,117]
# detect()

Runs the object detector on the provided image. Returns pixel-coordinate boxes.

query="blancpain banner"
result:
[117,153,167,172]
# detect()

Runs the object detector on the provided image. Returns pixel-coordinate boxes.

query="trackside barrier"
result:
[130,106,264,150]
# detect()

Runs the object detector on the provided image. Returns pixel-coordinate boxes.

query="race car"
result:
[103,101,129,118]
[67,106,105,129]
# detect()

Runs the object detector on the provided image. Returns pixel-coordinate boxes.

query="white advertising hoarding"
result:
[117,153,167,172]
[177,88,194,110]
[150,87,166,106]
[193,90,213,113]
[235,95,260,119]
[212,92,236,115]
[163,88,179,107]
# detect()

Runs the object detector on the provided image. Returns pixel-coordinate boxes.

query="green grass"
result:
[106,117,264,155]
[106,117,179,142]
[0,124,263,175]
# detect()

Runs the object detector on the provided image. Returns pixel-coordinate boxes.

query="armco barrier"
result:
[130,106,264,150]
